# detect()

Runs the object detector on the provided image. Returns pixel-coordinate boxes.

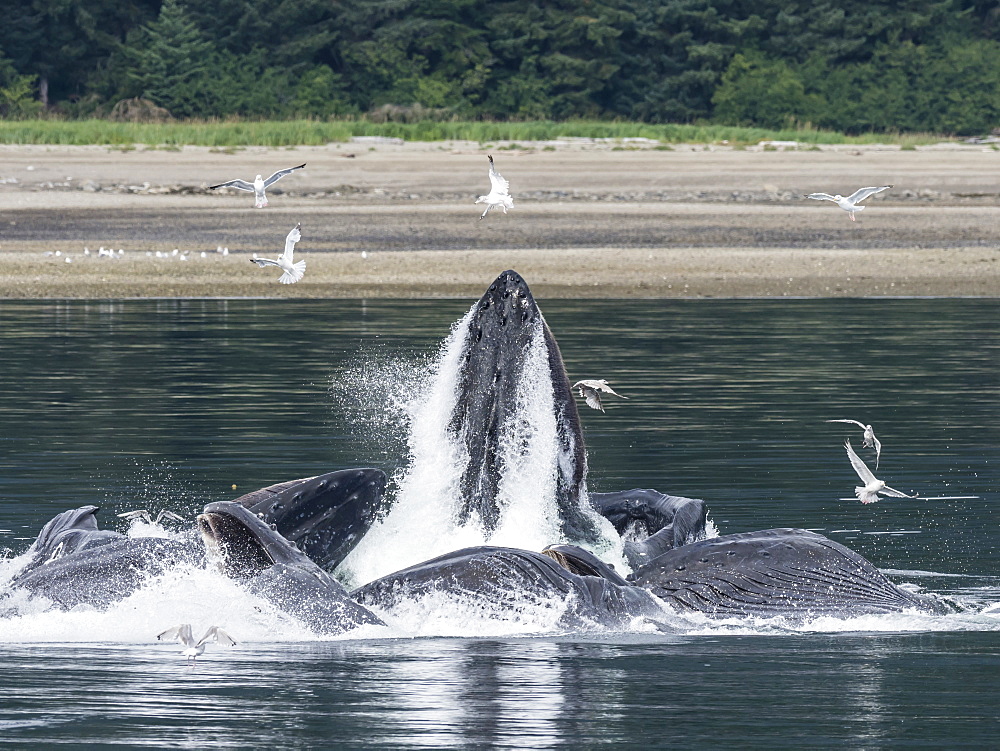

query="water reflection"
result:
[4,633,1000,746]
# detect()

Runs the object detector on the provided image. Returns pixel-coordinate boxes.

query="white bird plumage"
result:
[806,185,892,221]
[117,509,185,524]
[209,163,306,208]
[826,418,882,469]
[571,379,628,412]
[157,624,237,661]
[475,154,514,219]
[844,439,914,504]
[250,223,306,284]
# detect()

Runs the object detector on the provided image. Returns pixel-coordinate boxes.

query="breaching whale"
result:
[449,269,601,542]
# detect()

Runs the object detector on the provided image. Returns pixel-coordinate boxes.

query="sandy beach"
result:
[1,140,998,298]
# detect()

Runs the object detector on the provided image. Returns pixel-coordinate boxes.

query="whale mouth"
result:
[197,511,274,578]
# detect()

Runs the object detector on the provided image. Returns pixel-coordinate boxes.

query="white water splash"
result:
[0,563,396,645]
[338,307,476,585]
[489,323,567,547]
[339,307,621,587]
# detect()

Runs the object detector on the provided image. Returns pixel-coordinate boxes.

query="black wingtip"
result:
[488,154,494,163]
[296,163,306,169]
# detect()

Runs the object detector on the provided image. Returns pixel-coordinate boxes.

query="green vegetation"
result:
[0,119,947,147]
[1,1,998,135]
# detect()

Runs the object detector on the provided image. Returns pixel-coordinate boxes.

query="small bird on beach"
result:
[475,155,514,219]
[209,164,306,208]
[157,624,237,661]
[844,439,914,504]
[827,418,882,469]
[806,185,892,221]
[249,223,306,284]
[571,379,628,412]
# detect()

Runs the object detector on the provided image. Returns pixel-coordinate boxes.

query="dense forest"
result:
[0,0,998,134]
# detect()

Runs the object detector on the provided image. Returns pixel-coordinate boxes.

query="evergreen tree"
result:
[338,0,491,113]
[0,50,41,118]
[482,0,630,119]
[0,0,159,106]
[0,0,997,131]
[119,0,214,117]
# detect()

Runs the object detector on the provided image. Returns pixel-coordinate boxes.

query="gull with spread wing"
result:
[806,185,892,221]
[827,418,882,469]
[157,624,237,661]
[250,223,306,284]
[844,439,915,504]
[475,155,514,219]
[571,379,628,412]
[117,509,185,524]
[209,164,306,208]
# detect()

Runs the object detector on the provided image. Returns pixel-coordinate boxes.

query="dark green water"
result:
[0,298,997,747]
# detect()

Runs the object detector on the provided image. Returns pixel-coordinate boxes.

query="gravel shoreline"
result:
[1,142,998,298]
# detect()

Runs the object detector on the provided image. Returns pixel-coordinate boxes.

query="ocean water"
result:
[0,297,997,747]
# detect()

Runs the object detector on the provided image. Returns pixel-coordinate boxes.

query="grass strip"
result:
[0,119,944,147]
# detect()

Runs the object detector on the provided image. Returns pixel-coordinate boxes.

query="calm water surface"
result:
[0,298,997,747]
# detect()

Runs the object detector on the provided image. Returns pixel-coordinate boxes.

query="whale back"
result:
[353,545,665,628]
[629,528,947,618]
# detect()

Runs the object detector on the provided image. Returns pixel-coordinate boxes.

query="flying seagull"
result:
[844,439,914,504]
[571,379,628,412]
[250,223,306,284]
[827,419,882,469]
[209,164,306,208]
[806,185,892,221]
[475,155,514,219]
[157,624,237,661]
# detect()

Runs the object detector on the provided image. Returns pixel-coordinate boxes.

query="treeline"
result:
[1,0,998,134]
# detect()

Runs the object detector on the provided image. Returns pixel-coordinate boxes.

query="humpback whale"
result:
[353,545,668,630]
[5,469,390,632]
[231,468,387,569]
[449,269,601,542]
[10,526,198,610]
[348,270,947,622]
[199,502,385,633]
[627,528,948,618]
[589,489,708,569]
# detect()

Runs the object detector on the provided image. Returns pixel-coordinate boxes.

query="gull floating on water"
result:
[117,509,185,525]
[806,185,892,221]
[827,419,882,469]
[475,155,514,219]
[157,624,237,661]
[844,439,914,504]
[571,379,628,412]
[209,164,306,208]
[250,223,306,284]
